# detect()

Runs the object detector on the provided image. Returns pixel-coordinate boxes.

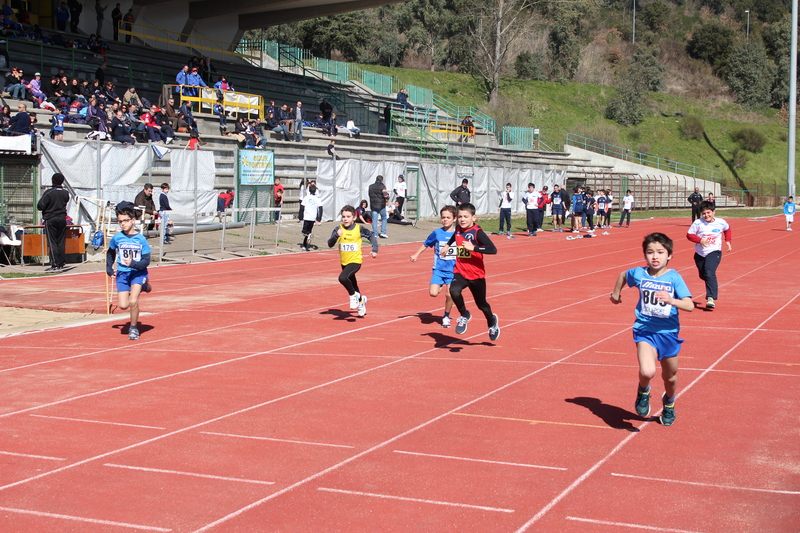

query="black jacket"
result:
[688,192,703,206]
[37,186,70,221]
[450,185,471,206]
[368,181,388,210]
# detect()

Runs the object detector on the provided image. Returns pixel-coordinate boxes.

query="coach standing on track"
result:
[688,187,703,222]
[37,173,70,272]
[450,178,471,207]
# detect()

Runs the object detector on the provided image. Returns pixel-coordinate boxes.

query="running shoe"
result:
[379,233,389,238]
[507,233,515,239]
[142,280,152,293]
[442,315,451,328]
[349,292,361,309]
[635,389,651,417]
[660,393,676,426]
[488,314,500,341]
[129,326,140,341]
[706,297,715,309]
[357,295,368,317]
[455,313,471,334]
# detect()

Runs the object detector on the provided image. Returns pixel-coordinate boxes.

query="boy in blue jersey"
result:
[410,205,457,327]
[107,202,152,340]
[51,106,66,142]
[610,233,694,426]
[784,196,795,231]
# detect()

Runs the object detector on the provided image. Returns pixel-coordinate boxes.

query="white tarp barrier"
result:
[0,134,32,154]
[315,159,405,222]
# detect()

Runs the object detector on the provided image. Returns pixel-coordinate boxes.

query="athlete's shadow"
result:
[112,323,154,336]
[565,397,640,431]
[416,312,440,326]
[320,309,358,322]
[420,332,493,351]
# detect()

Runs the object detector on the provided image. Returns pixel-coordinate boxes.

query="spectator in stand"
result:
[79,78,93,101]
[327,139,340,160]
[95,0,108,37]
[383,103,391,135]
[0,105,11,132]
[122,8,134,43]
[56,2,70,31]
[397,88,414,110]
[266,111,289,141]
[201,57,215,83]
[249,119,267,148]
[459,115,474,143]
[213,75,232,92]
[5,67,27,100]
[126,103,146,139]
[278,103,294,136]
[344,118,360,139]
[68,0,82,32]
[123,86,141,107]
[102,81,121,105]
[154,106,175,142]
[175,65,189,99]
[163,97,178,129]
[313,113,326,129]
[141,105,166,143]
[184,131,200,150]
[213,99,227,135]
[95,63,106,86]
[294,101,304,142]
[183,67,207,97]
[50,106,66,141]
[87,35,106,54]
[266,100,275,117]
[325,113,339,137]
[110,109,135,144]
[9,103,30,135]
[68,78,86,104]
[319,98,333,122]
[450,178,471,207]
[178,100,197,132]
[86,96,108,133]
[26,72,45,104]
[111,3,121,40]
[175,112,189,133]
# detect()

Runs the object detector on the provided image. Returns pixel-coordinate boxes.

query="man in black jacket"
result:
[368,175,390,238]
[134,183,157,230]
[37,173,71,272]
[688,187,704,222]
[450,178,471,207]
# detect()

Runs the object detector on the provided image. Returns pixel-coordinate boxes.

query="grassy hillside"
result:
[362,65,796,195]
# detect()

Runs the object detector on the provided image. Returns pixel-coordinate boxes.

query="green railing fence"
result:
[565,133,723,182]
[431,94,496,134]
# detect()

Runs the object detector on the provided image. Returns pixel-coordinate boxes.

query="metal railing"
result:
[119,21,256,64]
[565,133,723,182]
[173,85,264,118]
[431,94,497,134]
[390,113,475,167]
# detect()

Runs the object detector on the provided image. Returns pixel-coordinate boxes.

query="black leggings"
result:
[339,263,362,295]
[450,273,494,326]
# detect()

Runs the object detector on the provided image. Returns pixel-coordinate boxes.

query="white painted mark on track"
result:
[103,464,275,485]
[565,516,706,532]
[0,506,171,531]
[393,450,566,471]
[201,431,355,449]
[30,414,166,429]
[317,487,514,513]
[0,450,65,461]
[610,472,800,495]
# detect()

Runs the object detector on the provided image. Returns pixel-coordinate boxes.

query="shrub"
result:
[628,128,642,141]
[687,22,735,67]
[682,115,705,140]
[514,52,547,81]
[732,148,749,169]
[574,121,620,146]
[732,126,768,153]
[637,143,651,154]
[606,82,646,126]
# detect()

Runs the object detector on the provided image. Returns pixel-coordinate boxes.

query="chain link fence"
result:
[0,159,39,226]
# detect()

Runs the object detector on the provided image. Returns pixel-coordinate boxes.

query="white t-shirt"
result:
[688,217,730,256]
[623,195,634,210]
[499,190,514,209]
[394,181,407,198]
[302,193,323,222]
[523,190,540,210]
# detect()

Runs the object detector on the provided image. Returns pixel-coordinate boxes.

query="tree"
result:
[548,4,582,81]
[297,12,373,60]
[606,71,647,125]
[725,40,776,108]
[641,0,669,32]
[630,45,666,92]
[397,0,453,71]
[514,51,547,80]
[687,21,735,68]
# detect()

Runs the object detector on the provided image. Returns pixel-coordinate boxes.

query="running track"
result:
[0,217,798,532]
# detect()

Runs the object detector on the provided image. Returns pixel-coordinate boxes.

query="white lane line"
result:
[29,414,166,430]
[393,450,566,471]
[0,506,170,531]
[103,464,274,485]
[610,473,800,495]
[565,516,706,532]
[0,450,65,461]
[201,431,355,449]
[513,289,800,533]
[317,487,514,513]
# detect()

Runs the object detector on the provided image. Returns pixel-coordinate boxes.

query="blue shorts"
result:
[116,269,149,292]
[430,269,454,287]
[633,330,684,360]
[552,206,563,215]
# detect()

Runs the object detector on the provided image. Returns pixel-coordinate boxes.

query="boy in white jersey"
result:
[410,205,457,327]
[784,196,795,231]
[611,233,694,426]
[107,203,152,340]
[686,201,732,309]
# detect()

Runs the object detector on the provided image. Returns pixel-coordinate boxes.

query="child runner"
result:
[570,186,584,232]
[686,200,732,309]
[300,183,322,251]
[550,184,567,232]
[604,189,614,228]
[610,232,693,426]
[327,204,379,317]
[618,189,634,227]
[595,190,608,229]
[784,196,795,231]
[410,205,457,327]
[442,202,500,340]
[497,183,515,238]
[522,182,540,236]
[107,202,152,341]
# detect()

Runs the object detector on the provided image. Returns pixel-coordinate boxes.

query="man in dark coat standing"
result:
[688,187,704,222]
[37,173,70,272]
[450,178,471,207]
[368,175,390,238]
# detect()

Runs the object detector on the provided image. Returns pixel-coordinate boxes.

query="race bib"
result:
[553,197,562,205]
[704,234,718,246]
[640,279,673,318]
[456,246,472,258]
[441,242,457,260]
[340,243,358,252]
[117,242,142,265]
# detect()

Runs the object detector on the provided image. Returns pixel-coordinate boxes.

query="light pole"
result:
[632,0,636,45]
[745,10,750,44]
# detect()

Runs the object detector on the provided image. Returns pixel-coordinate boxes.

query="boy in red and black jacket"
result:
[442,202,500,341]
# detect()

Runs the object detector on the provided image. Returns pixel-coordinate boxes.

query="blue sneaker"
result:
[635,389,651,417]
[660,393,676,426]
[455,313,471,334]
[129,326,140,341]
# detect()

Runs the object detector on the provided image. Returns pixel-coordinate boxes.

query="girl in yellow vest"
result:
[327,205,379,317]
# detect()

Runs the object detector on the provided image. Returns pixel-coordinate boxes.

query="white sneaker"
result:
[788,227,793,231]
[349,292,361,309]
[357,295,367,317]
[442,316,451,328]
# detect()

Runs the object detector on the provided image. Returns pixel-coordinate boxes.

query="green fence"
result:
[565,133,723,182]
[502,127,535,149]
[432,94,497,134]
[362,70,398,95]
[0,160,39,226]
